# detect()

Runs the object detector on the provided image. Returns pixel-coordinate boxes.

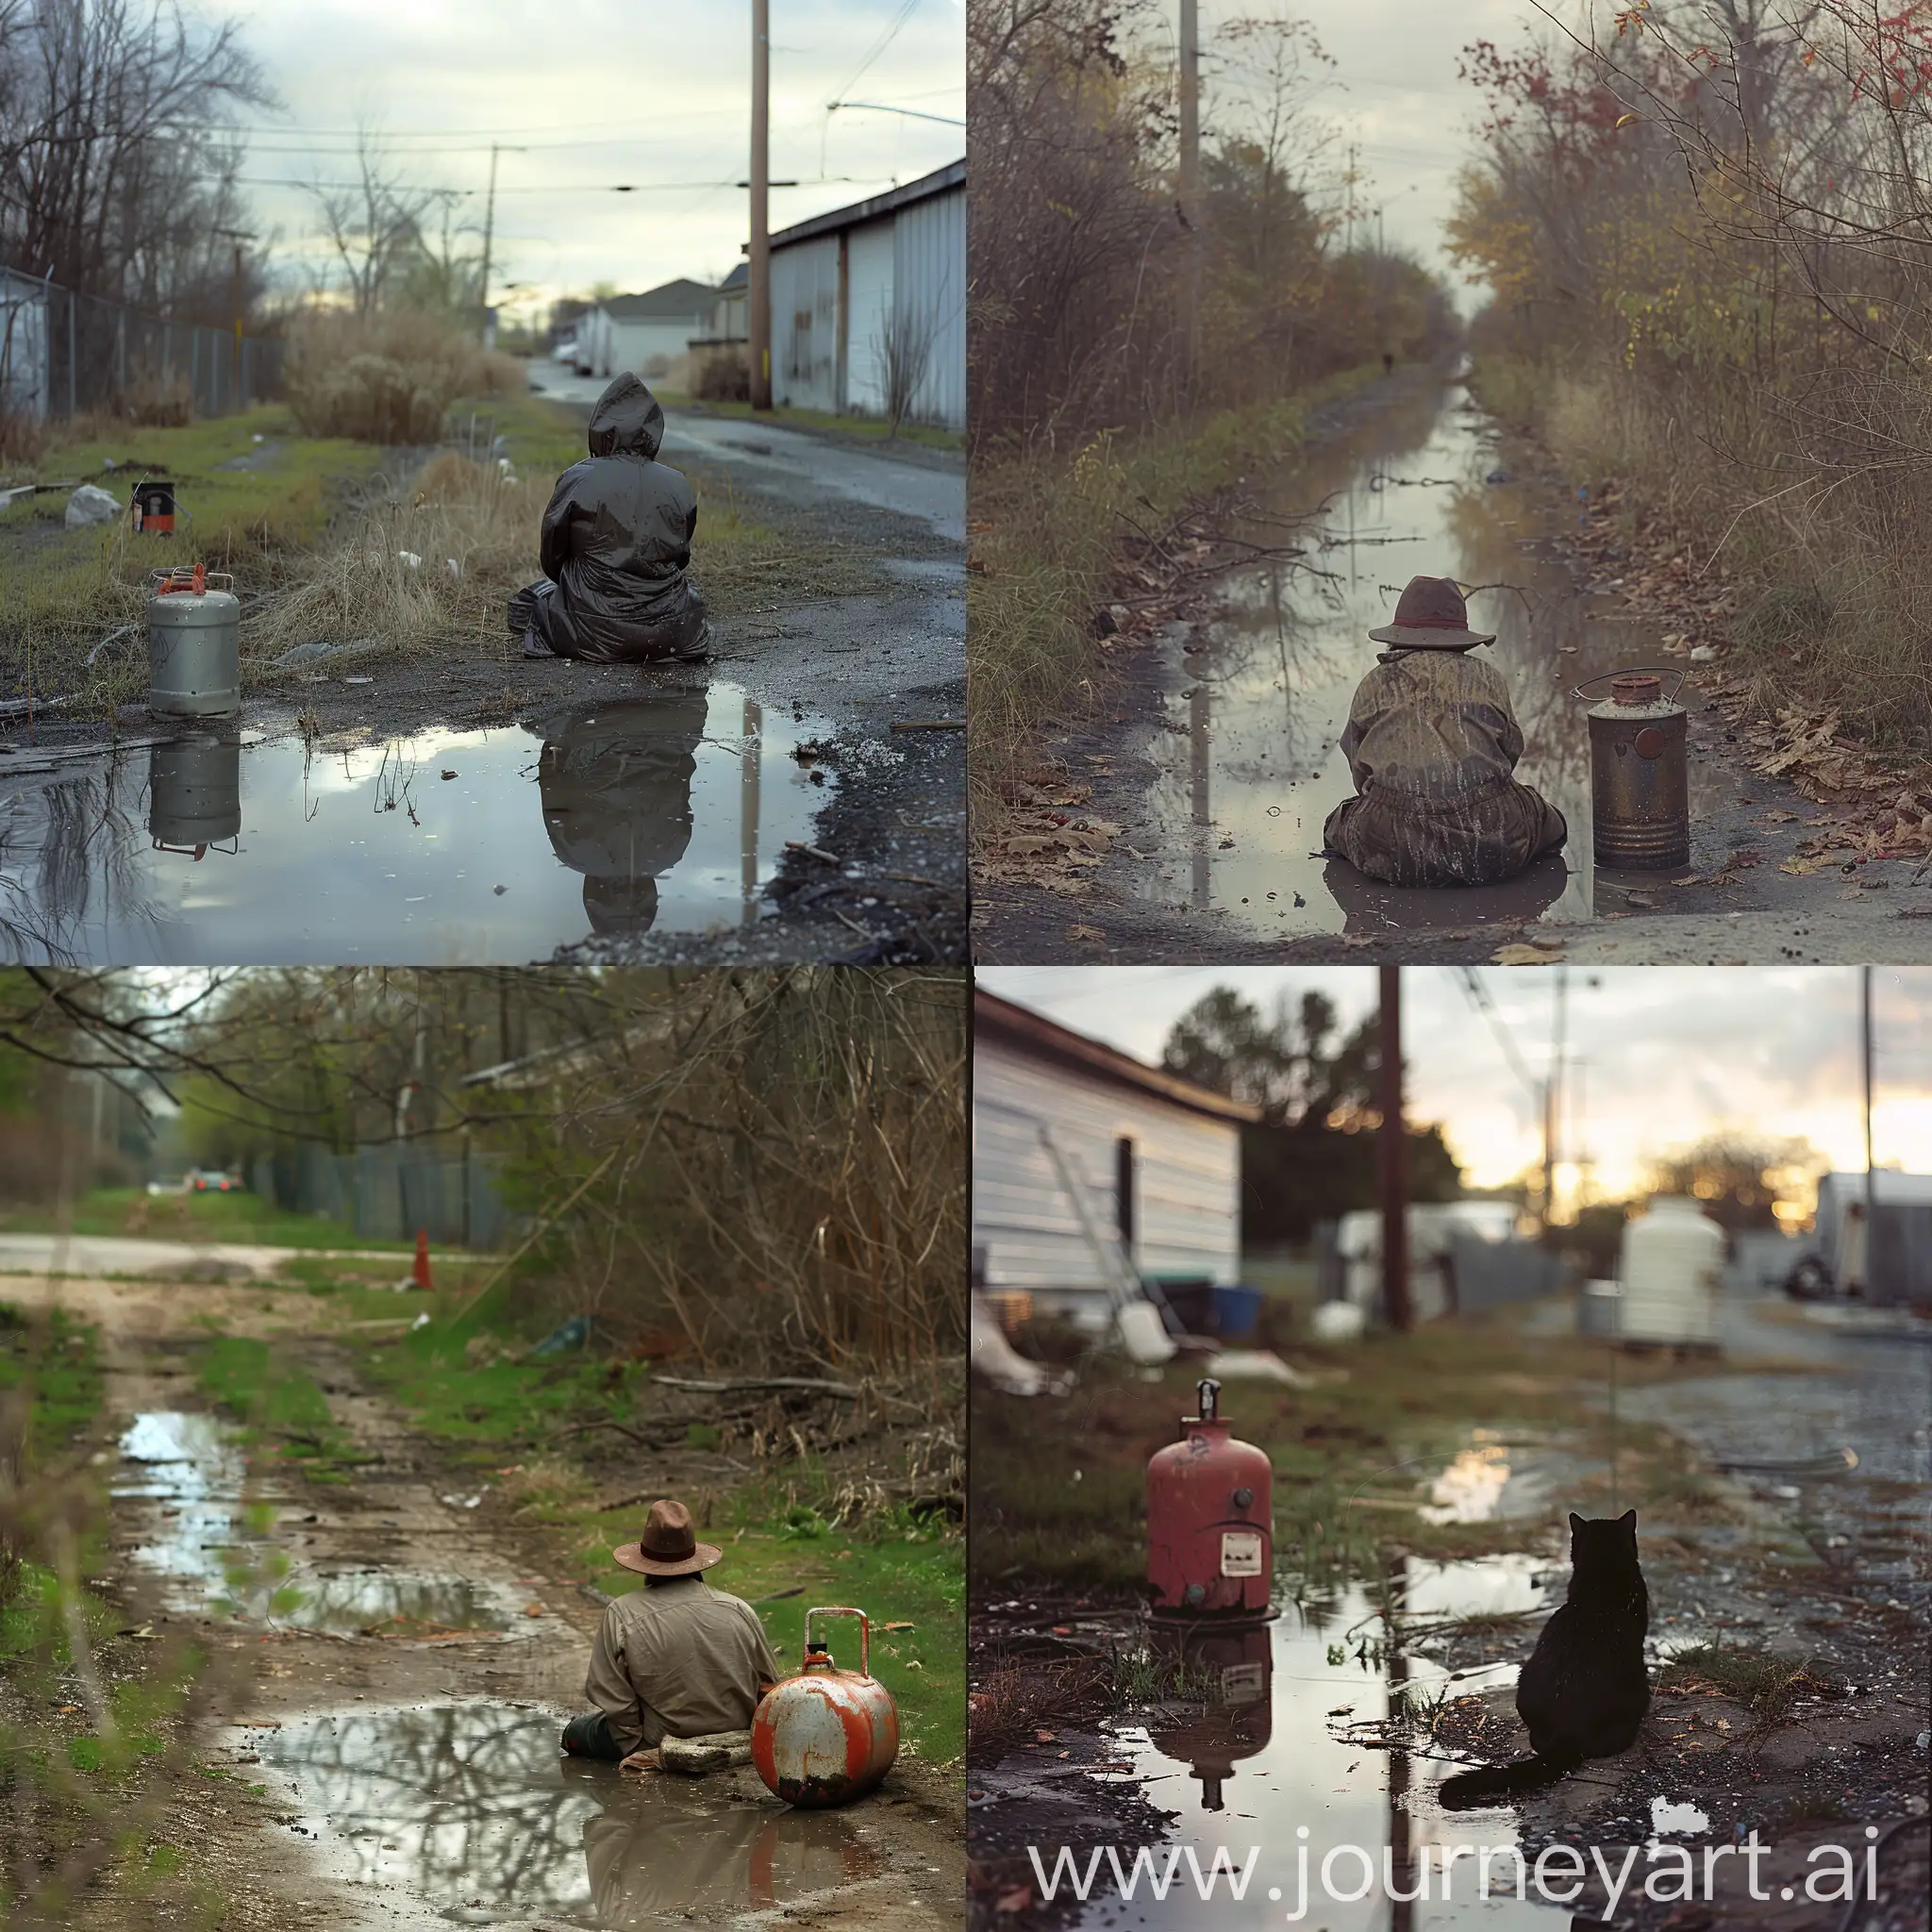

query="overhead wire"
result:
[1457,969,1543,1106]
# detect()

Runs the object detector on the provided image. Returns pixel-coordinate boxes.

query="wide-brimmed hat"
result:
[1368,575,1496,650]
[612,1498,723,1577]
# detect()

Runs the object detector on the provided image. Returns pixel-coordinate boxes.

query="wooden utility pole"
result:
[1378,966,1411,1332]
[1177,0,1202,379]
[1542,967,1568,1234]
[478,143,500,345]
[1862,964,1875,1240]
[750,0,773,411]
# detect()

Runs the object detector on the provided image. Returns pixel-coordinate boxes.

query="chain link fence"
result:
[2,265,282,423]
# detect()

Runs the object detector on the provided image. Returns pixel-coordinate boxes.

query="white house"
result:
[575,278,718,384]
[760,159,965,429]
[973,991,1258,1329]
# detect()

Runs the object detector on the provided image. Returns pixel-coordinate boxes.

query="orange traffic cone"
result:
[413,1228,433,1291]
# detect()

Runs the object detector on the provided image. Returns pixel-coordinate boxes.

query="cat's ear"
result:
[1568,1511,1586,1532]
[1619,1509,1638,1531]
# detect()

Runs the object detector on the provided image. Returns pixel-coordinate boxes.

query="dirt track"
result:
[5,1268,964,1930]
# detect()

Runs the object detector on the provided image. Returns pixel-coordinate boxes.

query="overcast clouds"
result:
[976,969,1932,1215]
[225,0,964,316]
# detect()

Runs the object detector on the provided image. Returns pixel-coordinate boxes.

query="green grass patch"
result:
[0,1184,418,1253]
[192,1335,362,1480]
[0,1302,105,1459]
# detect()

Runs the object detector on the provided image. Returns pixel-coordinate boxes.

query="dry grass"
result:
[285,309,525,445]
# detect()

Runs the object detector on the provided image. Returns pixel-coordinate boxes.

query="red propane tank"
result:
[1146,1378,1274,1620]
[751,1606,899,1807]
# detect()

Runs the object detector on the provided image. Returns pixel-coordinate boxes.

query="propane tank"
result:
[148,564,240,717]
[1146,1379,1274,1622]
[1576,669,1690,871]
[148,734,241,855]
[1146,1621,1274,1811]
[751,1606,899,1807]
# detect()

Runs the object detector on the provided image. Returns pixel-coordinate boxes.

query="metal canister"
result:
[148,564,240,716]
[1145,1378,1275,1622]
[751,1606,899,1807]
[148,733,241,855]
[131,478,177,534]
[1577,668,1690,871]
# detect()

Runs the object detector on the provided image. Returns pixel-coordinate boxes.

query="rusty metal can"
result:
[751,1606,899,1807]
[1577,668,1690,870]
[1145,1378,1275,1622]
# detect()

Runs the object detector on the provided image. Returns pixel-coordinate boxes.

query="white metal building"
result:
[973,991,1257,1325]
[576,279,718,383]
[765,159,965,429]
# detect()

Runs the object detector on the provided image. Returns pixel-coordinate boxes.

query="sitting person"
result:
[1323,575,1566,889]
[560,1498,780,1770]
[509,372,709,664]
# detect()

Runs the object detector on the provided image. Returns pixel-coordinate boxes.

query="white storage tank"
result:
[1619,1196,1724,1346]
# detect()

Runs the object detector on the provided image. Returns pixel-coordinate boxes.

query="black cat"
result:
[1438,1509,1650,1809]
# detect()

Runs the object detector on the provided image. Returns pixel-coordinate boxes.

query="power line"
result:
[237,175,881,196]
[1457,969,1541,1105]
[827,0,924,108]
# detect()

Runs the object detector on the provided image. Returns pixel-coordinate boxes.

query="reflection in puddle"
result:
[1137,382,1739,937]
[114,1412,503,1635]
[1419,1445,1513,1524]
[255,1703,874,1924]
[0,678,836,963]
[1072,1560,1569,1929]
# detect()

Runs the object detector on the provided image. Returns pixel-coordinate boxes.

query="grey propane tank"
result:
[148,565,240,717]
[148,734,242,853]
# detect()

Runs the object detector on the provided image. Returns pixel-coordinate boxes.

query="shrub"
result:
[284,309,525,444]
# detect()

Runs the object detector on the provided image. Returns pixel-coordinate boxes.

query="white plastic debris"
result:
[64,483,122,528]
[1690,643,1717,662]
[397,549,422,569]
[410,1311,431,1330]
[1311,1301,1367,1342]
[252,432,265,443]
[445,557,462,579]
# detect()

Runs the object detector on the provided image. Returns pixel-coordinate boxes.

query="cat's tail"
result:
[1437,1753,1579,1810]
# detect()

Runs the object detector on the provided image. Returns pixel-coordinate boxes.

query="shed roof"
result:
[598,278,718,321]
[771,158,964,252]
[974,991,1261,1124]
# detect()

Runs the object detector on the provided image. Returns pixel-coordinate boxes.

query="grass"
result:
[0,1184,422,1252]
[192,1334,364,1483]
[1657,1641,1834,1727]
[0,1302,104,1461]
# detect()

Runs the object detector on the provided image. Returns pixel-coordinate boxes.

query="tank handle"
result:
[1195,1377,1221,1422]
[803,1605,871,1677]
[1570,666,1688,707]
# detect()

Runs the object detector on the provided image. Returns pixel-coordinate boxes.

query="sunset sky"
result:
[975,968,1932,1224]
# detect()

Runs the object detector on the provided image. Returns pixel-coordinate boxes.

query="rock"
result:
[660,1729,754,1775]
[64,483,122,528]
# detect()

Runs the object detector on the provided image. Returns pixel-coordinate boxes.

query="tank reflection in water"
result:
[115,1411,504,1636]
[1137,379,1739,938]
[0,676,834,963]
[253,1703,876,1925]
[1049,1558,1568,1930]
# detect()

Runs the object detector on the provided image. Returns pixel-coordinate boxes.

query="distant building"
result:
[576,278,719,384]
[972,991,1257,1328]
[714,159,963,430]
[1812,1170,1932,1307]
[687,262,749,399]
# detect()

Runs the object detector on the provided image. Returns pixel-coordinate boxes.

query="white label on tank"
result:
[1220,1530,1263,1576]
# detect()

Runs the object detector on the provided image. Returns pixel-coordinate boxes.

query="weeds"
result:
[1657,1642,1835,1728]
[284,310,523,444]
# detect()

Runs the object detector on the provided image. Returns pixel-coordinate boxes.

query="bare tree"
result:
[305,125,438,317]
[874,295,939,434]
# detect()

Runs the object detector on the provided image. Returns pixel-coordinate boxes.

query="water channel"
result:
[0,677,834,963]
[1133,374,1745,939]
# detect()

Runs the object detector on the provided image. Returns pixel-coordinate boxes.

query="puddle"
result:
[0,678,836,963]
[1417,1435,1563,1526]
[115,1411,504,1635]
[251,1702,876,1924]
[1044,1559,1576,1929]
[1135,380,1742,938]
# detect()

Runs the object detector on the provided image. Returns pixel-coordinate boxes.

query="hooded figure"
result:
[509,374,708,663]
[1322,575,1566,890]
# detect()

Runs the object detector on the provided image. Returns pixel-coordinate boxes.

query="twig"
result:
[891,719,966,731]
[651,1374,864,1399]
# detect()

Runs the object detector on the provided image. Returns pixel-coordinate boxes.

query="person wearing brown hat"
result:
[1322,575,1567,889]
[560,1498,781,1767]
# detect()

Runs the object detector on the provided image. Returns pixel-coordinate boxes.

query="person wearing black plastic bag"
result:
[508,372,710,664]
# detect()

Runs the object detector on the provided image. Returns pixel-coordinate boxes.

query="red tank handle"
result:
[803,1605,871,1677]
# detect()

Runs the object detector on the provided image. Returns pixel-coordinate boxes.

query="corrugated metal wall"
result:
[844,220,896,416]
[974,1035,1241,1296]
[892,184,965,429]
[770,233,841,413]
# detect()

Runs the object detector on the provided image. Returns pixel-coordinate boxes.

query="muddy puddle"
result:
[1012,1550,1728,1930]
[1135,375,1742,939]
[0,678,835,963]
[246,1701,876,1925]
[116,1411,507,1635]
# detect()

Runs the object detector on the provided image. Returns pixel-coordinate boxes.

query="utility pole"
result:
[1862,964,1875,1238]
[477,144,500,345]
[1542,967,1568,1234]
[214,226,254,402]
[1378,967,1411,1332]
[1177,0,1202,381]
[750,0,773,411]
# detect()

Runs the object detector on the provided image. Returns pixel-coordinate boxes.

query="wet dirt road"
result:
[3,1268,965,1930]
[0,373,965,968]
[974,369,1932,965]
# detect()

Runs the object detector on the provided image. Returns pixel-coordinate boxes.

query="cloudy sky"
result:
[976,968,1932,1221]
[225,0,964,318]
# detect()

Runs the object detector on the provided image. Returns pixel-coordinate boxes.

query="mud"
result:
[2,1266,965,1929]
[971,366,1932,966]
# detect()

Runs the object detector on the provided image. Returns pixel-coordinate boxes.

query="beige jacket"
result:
[584,1578,782,1754]
[1339,649,1525,804]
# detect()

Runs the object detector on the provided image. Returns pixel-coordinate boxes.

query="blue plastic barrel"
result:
[1211,1283,1264,1341]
